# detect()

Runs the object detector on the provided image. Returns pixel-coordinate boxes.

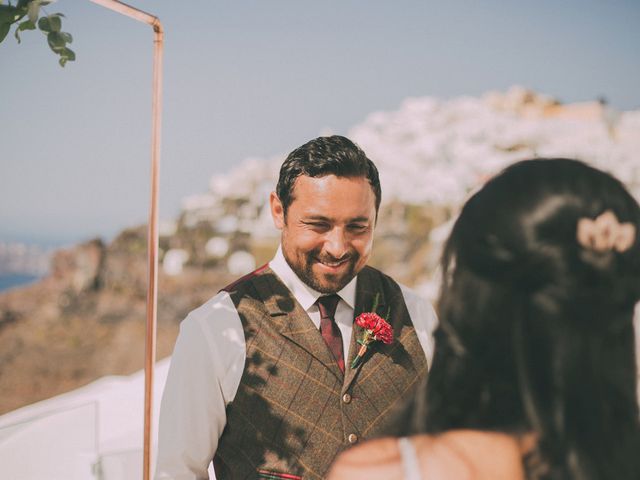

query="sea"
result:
[0,274,40,293]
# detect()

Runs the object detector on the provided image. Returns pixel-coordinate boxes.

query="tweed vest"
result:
[214,265,427,480]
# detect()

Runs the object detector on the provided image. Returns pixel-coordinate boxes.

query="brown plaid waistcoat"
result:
[214,266,427,480]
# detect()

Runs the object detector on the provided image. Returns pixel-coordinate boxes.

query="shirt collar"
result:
[269,245,357,311]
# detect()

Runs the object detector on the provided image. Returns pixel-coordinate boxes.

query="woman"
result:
[328,158,640,479]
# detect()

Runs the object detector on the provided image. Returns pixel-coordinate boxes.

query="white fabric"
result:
[0,358,172,480]
[398,437,423,480]
[155,246,438,480]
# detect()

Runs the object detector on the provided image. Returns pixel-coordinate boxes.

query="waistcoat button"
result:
[342,393,351,404]
[348,433,358,444]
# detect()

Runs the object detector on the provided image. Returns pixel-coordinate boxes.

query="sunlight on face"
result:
[271,175,377,293]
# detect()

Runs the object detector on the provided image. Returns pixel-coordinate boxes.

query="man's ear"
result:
[270,191,285,230]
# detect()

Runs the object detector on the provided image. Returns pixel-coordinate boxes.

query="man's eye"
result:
[348,224,368,232]
[306,222,330,230]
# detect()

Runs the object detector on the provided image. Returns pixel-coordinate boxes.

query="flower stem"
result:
[351,344,368,369]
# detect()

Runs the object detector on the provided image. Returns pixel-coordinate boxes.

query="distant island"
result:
[0,273,40,292]
[0,242,52,292]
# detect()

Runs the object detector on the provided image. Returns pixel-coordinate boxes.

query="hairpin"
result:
[576,210,636,253]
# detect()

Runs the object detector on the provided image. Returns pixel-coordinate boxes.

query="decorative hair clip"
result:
[576,210,636,253]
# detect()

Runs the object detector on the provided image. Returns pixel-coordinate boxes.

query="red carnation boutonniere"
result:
[351,294,393,369]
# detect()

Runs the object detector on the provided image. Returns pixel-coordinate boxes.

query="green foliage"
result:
[0,0,74,67]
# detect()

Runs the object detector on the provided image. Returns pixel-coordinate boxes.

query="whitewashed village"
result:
[164,86,640,298]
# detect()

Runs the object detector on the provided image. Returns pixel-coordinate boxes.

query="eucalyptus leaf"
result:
[47,13,60,32]
[58,48,75,67]
[0,5,22,23]
[18,19,35,29]
[47,30,64,52]
[37,15,50,32]
[1,0,74,67]
[14,18,35,43]
[0,22,9,43]
[61,46,74,61]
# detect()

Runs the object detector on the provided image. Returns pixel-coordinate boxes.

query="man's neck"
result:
[269,246,357,311]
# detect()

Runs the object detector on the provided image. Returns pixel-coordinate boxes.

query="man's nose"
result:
[324,228,348,258]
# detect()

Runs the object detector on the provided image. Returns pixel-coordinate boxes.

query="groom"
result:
[155,135,437,480]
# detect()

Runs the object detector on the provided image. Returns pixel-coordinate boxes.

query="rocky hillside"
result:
[0,207,447,415]
[2,87,638,415]
[0,230,238,414]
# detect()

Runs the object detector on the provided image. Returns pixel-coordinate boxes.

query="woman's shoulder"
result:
[327,437,403,480]
[432,430,527,479]
[327,431,526,480]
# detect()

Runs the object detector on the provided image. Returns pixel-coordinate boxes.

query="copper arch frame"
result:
[89,2,162,479]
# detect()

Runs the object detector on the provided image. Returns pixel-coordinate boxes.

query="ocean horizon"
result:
[0,274,40,293]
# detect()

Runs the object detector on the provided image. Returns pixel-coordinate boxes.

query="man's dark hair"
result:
[276,135,381,215]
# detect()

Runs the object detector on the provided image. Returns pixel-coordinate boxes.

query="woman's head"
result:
[444,158,640,306]
[411,159,640,478]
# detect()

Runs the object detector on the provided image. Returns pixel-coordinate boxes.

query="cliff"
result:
[0,229,238,414]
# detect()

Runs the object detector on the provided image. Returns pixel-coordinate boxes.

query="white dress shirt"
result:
[155,247,438,480]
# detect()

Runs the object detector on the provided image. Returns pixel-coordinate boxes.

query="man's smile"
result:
[314,255,352,272]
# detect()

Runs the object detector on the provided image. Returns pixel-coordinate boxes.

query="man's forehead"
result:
[301,211,372,222]
[290,174,373,196]
[288,175,376,221]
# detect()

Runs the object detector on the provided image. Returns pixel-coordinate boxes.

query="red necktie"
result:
[316,294,344,373]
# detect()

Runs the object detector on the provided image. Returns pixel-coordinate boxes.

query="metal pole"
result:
[145,19,163,480]
[88,2,163,479]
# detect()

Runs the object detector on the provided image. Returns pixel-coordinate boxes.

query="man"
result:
[156,135,437,480]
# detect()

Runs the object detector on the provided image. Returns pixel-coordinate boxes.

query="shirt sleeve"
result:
[400,284,438,368]
[155,292,246,480]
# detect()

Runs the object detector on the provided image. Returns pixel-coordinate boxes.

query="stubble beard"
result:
[285,248,360,294]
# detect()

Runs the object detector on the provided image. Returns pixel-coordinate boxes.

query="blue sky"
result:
[1,0,639,245]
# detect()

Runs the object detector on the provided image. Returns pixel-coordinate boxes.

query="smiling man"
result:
[155,136,437,480]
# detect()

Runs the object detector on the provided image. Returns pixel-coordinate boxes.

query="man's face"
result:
[270,175,377,293]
